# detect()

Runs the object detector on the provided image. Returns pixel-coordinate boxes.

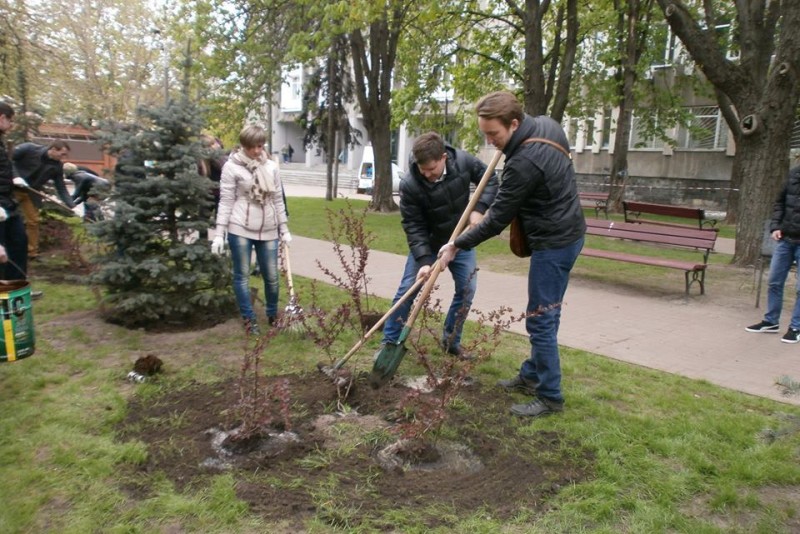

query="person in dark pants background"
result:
[0,102,28,281]
[439,91,585,418]
[746,159,800,343]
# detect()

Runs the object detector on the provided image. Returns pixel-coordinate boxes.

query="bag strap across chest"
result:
[521,137,572,160]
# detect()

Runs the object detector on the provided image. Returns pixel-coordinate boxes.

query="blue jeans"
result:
[382,249,478,350]
[228,233,280,322]
[521,237,584,403]
[764,239,800,330]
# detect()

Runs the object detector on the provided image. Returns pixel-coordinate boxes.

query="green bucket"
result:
[0,280,35,362]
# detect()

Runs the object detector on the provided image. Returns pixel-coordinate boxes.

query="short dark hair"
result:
[475,91,524,127]
[0,102,14,119]
[48,140,71,151]
[412,132,446,165]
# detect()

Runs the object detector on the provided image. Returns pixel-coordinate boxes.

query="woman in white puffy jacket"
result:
[212,125,291,336]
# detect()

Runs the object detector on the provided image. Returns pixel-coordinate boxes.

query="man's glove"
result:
[0,207,7,223]
[211,235,225,255]
[12,177,29,188]
[280,232,292,244]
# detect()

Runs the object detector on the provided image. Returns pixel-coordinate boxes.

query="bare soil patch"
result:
[116,370,593,528]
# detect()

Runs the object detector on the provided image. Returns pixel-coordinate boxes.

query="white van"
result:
[357,144,403,194]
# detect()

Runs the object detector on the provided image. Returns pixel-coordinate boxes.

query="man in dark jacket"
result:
[439,91,585,418]
[380,131,498,359]
[0,102,27,279]
[746,162,800,343]
[11,140,73,258]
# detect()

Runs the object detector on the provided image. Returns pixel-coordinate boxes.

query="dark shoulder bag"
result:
[508,138,572,258]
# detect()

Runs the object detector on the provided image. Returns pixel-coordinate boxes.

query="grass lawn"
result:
[2,204,799,533]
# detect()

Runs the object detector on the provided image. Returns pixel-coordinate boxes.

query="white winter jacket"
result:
[215,156,288,241]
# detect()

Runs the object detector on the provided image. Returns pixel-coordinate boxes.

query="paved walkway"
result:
[282,182,800,406]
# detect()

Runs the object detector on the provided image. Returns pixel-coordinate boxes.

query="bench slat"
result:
[581,248,706,271]
[586,227,716,250]
[585,218,717,249]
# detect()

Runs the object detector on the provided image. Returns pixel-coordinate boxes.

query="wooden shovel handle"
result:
[282,241,296,299]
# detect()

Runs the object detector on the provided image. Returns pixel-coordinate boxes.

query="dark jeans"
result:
[382,249,478,350]
[521,236,584,403]
[0,214,28,280]
[764,238,800,330]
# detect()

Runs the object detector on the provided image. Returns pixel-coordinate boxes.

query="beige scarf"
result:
[230,149,277,204]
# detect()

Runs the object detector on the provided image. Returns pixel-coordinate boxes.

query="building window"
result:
[629,112,665,150]
[791,115,800,150]
[676,106,727,150]
[584,116,595,149]
[567,117,580,147]
[601,108,613,149]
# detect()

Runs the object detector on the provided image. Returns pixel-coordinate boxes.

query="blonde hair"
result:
[63,162,78,176]
[239,125,267,149]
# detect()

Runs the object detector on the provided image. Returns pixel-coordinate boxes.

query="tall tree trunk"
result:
[725,161,742,225]
[333,130,340,199]
[608,105,633,212]
[325,53,336,202]
[521,0,547,116]
[348,20,399,213]
[265,84,273,160]
[369,112,395,212]
[608,0,644,212]
[732,122,793,265]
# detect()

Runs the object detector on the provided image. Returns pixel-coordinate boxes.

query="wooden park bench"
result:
[581,218,719,295]
[623,200,717,229]
[579,192,610,219]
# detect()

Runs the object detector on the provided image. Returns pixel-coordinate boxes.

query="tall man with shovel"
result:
[439,91,585,418]
[379,132,498,360]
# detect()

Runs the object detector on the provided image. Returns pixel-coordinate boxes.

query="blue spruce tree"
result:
[91,100,234,327]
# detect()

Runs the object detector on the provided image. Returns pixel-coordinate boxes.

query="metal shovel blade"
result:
[368,328,411,388]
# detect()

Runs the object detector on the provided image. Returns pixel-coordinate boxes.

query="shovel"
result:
[318,274,427,380]
[19,185,76,217]
[281,241,304,334]
[369,149,504,388]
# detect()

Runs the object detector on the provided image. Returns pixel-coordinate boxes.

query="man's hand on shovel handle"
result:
[438,242,457,269]
[415,264,432,282]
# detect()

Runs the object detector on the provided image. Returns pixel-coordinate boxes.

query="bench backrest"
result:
[580,192,610,201]
[623,200,707,229]
[585,218,718,252]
